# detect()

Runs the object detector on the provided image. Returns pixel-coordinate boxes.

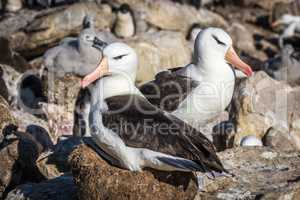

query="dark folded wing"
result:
[102,94,225,172]
[139,68,199,112]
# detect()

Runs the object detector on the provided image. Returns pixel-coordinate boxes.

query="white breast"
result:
[173,63,235,125]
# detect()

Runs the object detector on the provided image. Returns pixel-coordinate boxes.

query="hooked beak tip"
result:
[80,80,87,89]
[245,67,253,77]
[226,47,253,77]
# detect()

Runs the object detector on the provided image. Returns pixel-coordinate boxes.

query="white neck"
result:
[90,74,141,106]
[180,57,235,83]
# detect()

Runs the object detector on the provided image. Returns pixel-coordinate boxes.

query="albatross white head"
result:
[193,27,253,79]
[80,41,138,100]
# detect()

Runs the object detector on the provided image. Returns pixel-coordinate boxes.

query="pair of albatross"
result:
[79,28,253,188]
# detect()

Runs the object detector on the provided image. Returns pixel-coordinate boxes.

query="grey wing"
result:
[43,46,62,70]
[43,43,80,75]
[54,46,81,74]
[102,95,226,173]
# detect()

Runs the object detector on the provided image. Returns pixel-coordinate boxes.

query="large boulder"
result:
[197,147,300,199]
[70,145,198,200]
[236,0,291,10]
[10,109,54,150]
[0,64,22,105]
[112,0,227,32]
[271,1,300,24]
[0,37,30,72]
[0,96,15,142]
[41,74,81,114]
[5,175,77,200]
[227,23,256,55]
[0,128,42,198]
[0,9,39,38]
[10,2,115,57]
[69,144,300,200]
[262,127,299,151]
[4,0,22,12]
[127,31,192,83]
[1,64,46,111]
[40,75,80,140]
[0,68,9,101]
[37,137,83,179]
[0,98,43,198]
[231,71,300,149]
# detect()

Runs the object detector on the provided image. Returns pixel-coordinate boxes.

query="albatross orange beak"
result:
[225,47,253,77]
[81,56,109,88]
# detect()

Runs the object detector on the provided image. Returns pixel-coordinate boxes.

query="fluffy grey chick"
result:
[43,16,101,77]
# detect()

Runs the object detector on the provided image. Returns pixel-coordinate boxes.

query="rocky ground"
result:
[0,0,300,199]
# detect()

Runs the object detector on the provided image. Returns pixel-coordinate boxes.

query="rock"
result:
[19,73,46,112]
[4,0,23,12]
[29,57,43,71]
[10,109,52,143]
[143,0,227,32]
[238,0,291,10]
[0,64,22,105]
[10,3,115,57]
[0,37,30,72]
[230,71,300,148]
[196,147,300,199]
[5,175,77,200]
[40,76,78,139]
[0,68,9,101]
[0,96,15,142]
[42,73,81,112]
[112,0,227,32]
[212,120,236,151]
[41,102,73,141]
[262,127,298,151]
[0,128,42,198]
[193,111,231,152]
[270,1,300,25]
[69,144,300,199]
[26,124,54,152]
[0,64,45,110]
[227,23,256,55]
[0,9,41,38]
[127,31,192,83]
[37,137,83,179]
[70,144,198,200]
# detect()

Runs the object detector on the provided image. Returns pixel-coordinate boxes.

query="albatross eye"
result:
[212,35,226,46]
[113,54,128,60]
[85,35,93,41]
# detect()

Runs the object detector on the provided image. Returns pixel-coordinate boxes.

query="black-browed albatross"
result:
[140,28,253,126]
[80,40,228,188]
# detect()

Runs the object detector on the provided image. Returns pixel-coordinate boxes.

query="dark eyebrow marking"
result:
[212,34,226,46]
[113,53,128,60]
